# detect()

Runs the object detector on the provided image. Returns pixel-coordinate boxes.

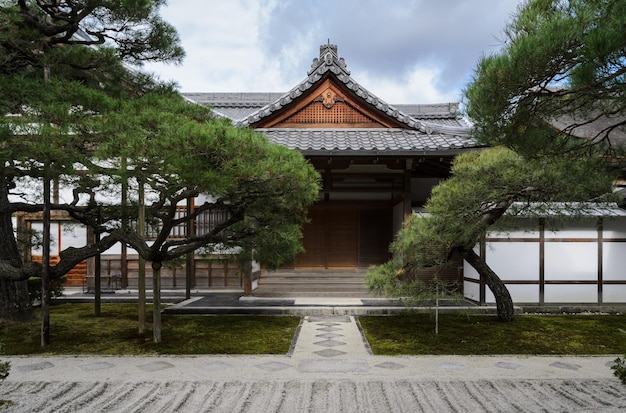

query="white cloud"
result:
[356,65,458,104]
[144,0,524,103]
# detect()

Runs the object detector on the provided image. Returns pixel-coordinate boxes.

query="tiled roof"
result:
[238,45,433,131]
[181,44,478,156]
[183,92,471,129]
[182,45,471,136]
[183,92,283,109]
[260,128,480,155]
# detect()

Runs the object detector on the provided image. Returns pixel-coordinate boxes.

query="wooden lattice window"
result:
[283,101,378,125]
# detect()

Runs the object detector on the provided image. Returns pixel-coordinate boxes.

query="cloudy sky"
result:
[144,0,525,105]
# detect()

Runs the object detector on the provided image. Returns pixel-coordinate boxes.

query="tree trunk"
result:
[0,278,32,322]
[0,177,33,321]
[460,247,515,322]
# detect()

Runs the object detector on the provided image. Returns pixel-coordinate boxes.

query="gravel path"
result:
[2,378,624,412]
[1,316,625,412]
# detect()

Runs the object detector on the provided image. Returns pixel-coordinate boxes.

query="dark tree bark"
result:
[0,177,33,321]
[460,246,515,322]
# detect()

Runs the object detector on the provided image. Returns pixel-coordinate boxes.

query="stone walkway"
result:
[1,315,625,412]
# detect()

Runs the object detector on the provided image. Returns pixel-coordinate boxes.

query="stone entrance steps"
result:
[253,270,374,298]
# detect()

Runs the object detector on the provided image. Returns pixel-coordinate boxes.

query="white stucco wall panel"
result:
[484,288,496,304]
[544,242,597,280]
[463,259,479,281]
[60,223,87,249]
[544,221,597,239]
[544,284,598,303]
[480,285,540,305]
[463,280,480,302]
[31,222,59,255]
[603,242,626,281]
[603,285,626,303]
[488,228,540,239]
[506,284,540,303]
[485,242,540,280]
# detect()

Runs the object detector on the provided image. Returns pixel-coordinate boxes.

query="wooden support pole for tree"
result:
[94,212,101,316]
[41,165,51,347]
[138,179,146,335]
[152,262,162,343]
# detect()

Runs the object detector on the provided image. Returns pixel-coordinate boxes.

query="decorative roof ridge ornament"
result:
[308,41,350,76]
[238,43,471,137]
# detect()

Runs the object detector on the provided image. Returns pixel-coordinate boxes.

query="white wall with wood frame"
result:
[464,207,626,305]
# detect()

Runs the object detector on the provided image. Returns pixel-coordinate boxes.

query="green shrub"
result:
[0,342,9,382]
[27,276,66,305]
[0,358,12,410]
[0,361,9,382]
[612,356,626,386]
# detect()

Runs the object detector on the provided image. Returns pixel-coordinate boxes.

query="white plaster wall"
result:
[603,217,626,282]
[463,280,480,302]
[463,259,479,281]
[544,221,597,239]
[60,223,87,249]
[544,242,597,280]
[464,215,626,304]
[544,284,598,303]
[481,285,540,305]
[484,242,540,281]
[507,285,540,303]
[604,285,626,303]
[31,222,59,255]
[602,242,626,281]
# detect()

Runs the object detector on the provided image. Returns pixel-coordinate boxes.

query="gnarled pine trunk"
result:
[460,247,515,322]
[0,278,32,322]
[0,177,33,321]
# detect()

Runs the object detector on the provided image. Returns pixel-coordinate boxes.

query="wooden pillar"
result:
[539,218,545,305]
[403,159,413,221]
[597,217,603,304]
[223,259,229,287]
[479,236,486,305]
[242,252,253,296]
[120,157,128,289]
[185,196,195,299]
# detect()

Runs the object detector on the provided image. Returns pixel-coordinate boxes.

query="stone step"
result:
[261,270,367,277]
[259,279,366,285]
[254,270,372,298]
[254,286,370,294]
[252,290,374,298]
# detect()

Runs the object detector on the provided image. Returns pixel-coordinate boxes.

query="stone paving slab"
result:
[291,315,372,359]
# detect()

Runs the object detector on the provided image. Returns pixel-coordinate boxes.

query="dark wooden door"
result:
[358,209,393,267]
[295,208,358,269]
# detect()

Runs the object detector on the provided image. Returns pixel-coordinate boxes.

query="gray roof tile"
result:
[260,128,481,155]
[181,44,477,155]
[227,45,465,135]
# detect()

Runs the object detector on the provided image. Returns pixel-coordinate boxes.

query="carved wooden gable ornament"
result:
[249,44,407,129]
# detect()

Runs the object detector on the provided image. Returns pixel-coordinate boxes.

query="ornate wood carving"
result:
[253,78,405,128]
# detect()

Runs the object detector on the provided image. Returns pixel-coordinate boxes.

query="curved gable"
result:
[253,77,406,128]
[241,44,427,131]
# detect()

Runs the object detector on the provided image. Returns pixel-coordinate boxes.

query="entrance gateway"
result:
[186,43,479,272]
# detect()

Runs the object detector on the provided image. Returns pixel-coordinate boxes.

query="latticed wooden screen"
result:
[283,101,379,125]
